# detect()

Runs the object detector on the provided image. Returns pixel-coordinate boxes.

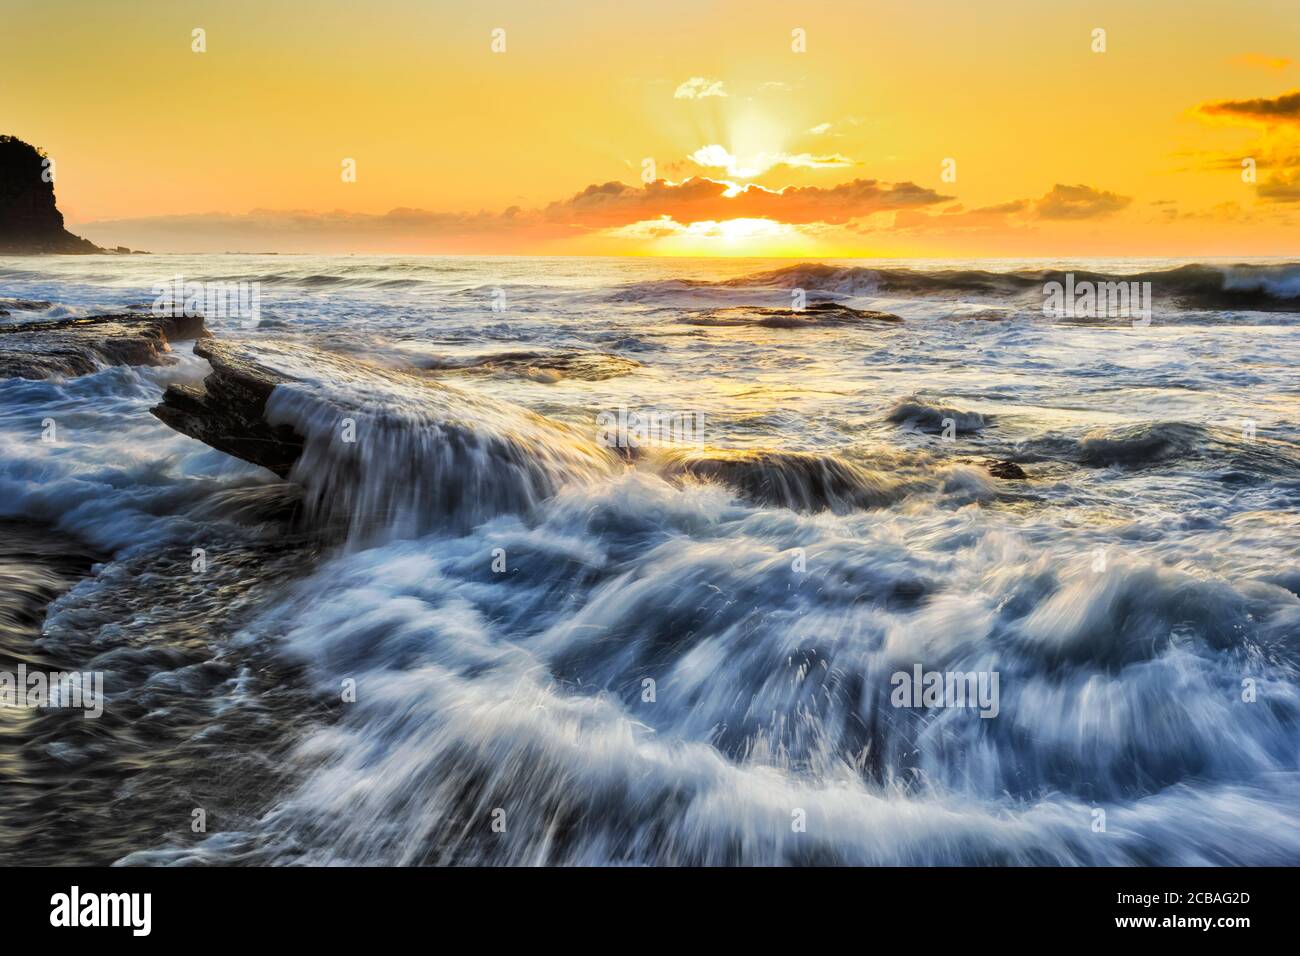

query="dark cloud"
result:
[75,207,570,253]
[1197,89,1300,125]
[1031,184,1132,220]
[1227,53,1294,72]
[544,177,952,226]
[1190,90,1300,202]
[1258,169,1300,202]
[77,175,954,251]
[885,200,1027,234]
[878,184,1133,235]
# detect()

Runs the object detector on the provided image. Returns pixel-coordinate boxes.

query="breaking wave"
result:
[124,475,1300,866]
[3,254,1298,867]
[252,343,620,543]
[611,261,1300,316]
[733,262,1300,311]
[887,396,988,434]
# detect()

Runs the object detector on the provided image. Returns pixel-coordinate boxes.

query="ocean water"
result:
[1,254,1298,865]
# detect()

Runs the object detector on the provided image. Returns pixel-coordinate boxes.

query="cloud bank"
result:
[673,77,727,99]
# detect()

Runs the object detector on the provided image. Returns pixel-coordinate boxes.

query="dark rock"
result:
[985,460,1027,480]
[150,339,619,490]
[887,396,987,433]
[0,136,102,254]
[680,301,902,328]
[420,349,641,382]
[0,518,102,661]
[1076,421,1205,468]
[151,338,305,478]
[0,299,53,312]
[0,313,208,379]
[660,448,903,512]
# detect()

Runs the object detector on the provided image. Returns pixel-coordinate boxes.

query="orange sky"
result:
[5,0,1300,255]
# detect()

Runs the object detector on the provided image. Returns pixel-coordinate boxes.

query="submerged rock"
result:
[0,298,54,312]
[659,447,903,513]
[985,460,1028,480]
[680,301,902,328]
[0,313,208,379]
[152,339,620,539]
[420,349,642,382]
[0,519,102,650]
[887,396,987,433]
[1076,421,1207,467]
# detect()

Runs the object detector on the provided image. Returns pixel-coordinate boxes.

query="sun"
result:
[607,216,822,256]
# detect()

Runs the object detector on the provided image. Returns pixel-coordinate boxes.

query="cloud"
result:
[545,176,951,226]
[1258,169,1300,202]
[879,183,1132,235]
[689,145,744,173]
[1171,144,1300,196]
[1153,200,1249,222]
[606,217,802,241]
[1168,148,1260,173]
[674,77,727,99]
[688,143,855,178]
[1196,89,1300,126]
[1228,54,1293,72]
[78,173,951,252]
[1189,89,1300,202]
[1031,183,1132,220]
[1174,148,1300,200]
[781,152,855,169]
[73,206,572,253]
[884,200,1028,235]
[84,174,1149,254]
[808,123,832,135]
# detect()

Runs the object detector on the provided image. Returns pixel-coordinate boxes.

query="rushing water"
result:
[1,254,1298,865]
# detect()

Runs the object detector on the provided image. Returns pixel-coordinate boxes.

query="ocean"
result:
[1,254,1298,865]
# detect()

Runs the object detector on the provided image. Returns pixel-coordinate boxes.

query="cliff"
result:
[0,135,102,254]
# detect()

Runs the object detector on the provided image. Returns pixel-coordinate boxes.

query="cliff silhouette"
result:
[0,135,102,254]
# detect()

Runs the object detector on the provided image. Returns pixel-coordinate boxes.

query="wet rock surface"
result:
[0,518,323,866]
[0,298,54,313]
[659,447,903,512]
[0,313,208,379]
[985,459,1028,479]
[680,301,902,328]
[420,348,642,382]
[152,338,306,479]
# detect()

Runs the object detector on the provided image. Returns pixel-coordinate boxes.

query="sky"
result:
[5,0,1300,256]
